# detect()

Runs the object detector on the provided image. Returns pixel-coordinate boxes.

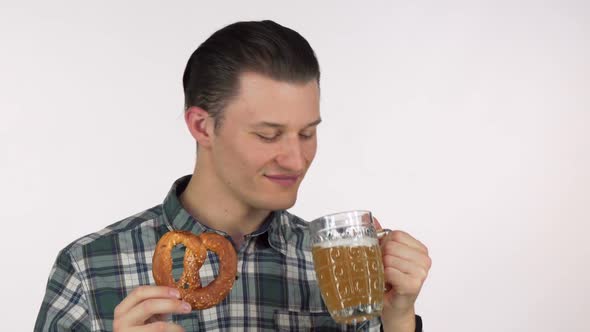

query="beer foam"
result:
[313,237,378,248]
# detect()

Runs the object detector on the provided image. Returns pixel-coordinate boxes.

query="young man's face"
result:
[209,71,320,211]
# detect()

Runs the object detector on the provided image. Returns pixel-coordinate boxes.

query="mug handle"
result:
[376,228,392,240]
[371,215,391,239]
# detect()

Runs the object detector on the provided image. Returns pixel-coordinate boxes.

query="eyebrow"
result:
[252,118,322,129]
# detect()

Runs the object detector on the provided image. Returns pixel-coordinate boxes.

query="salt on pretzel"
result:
[152,231,238,310]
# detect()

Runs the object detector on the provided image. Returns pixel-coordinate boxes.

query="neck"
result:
[179,164,271,246]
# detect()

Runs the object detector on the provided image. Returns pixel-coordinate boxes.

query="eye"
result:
[256,133,280,142]
[299,132,316,140]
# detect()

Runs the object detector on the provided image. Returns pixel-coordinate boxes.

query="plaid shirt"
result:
[35,175,384,331]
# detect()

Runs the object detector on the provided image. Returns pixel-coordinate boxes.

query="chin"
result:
[256,195,297,211]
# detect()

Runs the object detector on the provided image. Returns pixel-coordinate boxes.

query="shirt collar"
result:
[161,175,289,255]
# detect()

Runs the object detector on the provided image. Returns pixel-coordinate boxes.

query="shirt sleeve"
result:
[34,249,91,332]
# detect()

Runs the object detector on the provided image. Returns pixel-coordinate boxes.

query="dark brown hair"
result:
[182,20,320,130]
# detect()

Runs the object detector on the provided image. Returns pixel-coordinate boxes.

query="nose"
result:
[275,137,306,172]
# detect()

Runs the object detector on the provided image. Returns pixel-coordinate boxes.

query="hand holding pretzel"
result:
[112,231,237,331]
[113,285,190,332]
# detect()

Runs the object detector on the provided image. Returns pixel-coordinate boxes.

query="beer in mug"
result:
[310,210,385,324]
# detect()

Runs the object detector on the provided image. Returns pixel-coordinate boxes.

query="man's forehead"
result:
[237,71,318,88]
[236,72,319,99]
[226,72,320,126]
[250,118,322,129]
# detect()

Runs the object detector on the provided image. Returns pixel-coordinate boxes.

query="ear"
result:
[185,106,215,148]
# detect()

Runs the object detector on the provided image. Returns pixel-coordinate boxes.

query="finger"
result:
[384,230,429,255]
[383,266,424,297]
[382,241,432,271]
[128,321,185,332]
[383,255,429,281]
[122,298,191,326]
[115,286,181,317]
[146,313,172,324]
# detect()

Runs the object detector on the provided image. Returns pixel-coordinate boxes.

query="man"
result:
[35,20,431,331]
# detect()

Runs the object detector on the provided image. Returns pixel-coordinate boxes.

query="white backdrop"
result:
[1,0,589,331]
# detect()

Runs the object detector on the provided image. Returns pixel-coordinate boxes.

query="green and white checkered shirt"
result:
[34,175,383,331]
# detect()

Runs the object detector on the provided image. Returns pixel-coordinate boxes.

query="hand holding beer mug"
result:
[310,210,390,324]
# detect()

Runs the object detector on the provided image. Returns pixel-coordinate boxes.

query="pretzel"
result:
[152,231,238,310]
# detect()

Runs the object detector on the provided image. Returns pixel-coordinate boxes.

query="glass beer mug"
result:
[310,210,389,325]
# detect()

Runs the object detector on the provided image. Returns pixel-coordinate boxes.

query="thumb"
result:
[372,216,383,230]
[372,216,391,246]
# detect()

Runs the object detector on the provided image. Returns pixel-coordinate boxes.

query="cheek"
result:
[221,134,266,165]
[303,141,318,162]
[236,144,277,171]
